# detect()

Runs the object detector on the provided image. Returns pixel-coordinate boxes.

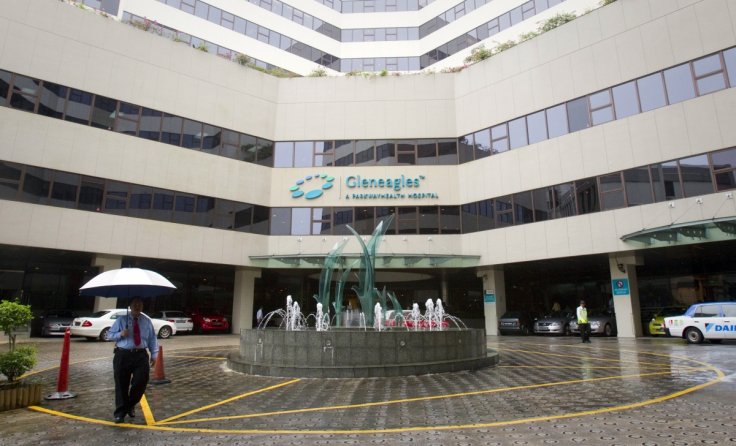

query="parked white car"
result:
[150,310,193,333]
[70,309,176,341]
[664,302,736,344]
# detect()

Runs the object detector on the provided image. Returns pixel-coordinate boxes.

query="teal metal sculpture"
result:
[312,216,397,327]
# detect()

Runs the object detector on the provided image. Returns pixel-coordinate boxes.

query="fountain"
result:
[228,217,498,378]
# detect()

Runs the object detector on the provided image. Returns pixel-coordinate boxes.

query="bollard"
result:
[149,345,171,385]
[44,328,77,400]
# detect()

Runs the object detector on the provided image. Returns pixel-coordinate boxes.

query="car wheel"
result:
[99,327,109,341]
[158,326,172,339]
[685,327,703,344]
[604,324,613,337]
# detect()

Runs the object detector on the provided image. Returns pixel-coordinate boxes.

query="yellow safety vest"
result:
[578,307,588,324]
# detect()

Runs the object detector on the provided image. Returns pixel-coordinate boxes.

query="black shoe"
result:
[127,408,135,418]
[114,416,125,424]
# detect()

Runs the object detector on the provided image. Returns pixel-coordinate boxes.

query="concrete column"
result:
[231,267,261,334]
[608,253,644,338]
[91,254,122,311]
[476,267,506,336]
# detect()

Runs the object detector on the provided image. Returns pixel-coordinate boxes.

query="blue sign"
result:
[612,279,630,296]
[484,292,496,303]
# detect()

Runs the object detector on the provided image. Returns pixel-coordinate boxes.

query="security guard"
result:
[577,299,591,343]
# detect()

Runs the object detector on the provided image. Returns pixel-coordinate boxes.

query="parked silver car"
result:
[533,312,575,335]
[38,310,79,337]
[570,310,617,336]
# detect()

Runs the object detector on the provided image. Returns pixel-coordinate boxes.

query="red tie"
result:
[133,317,141,346]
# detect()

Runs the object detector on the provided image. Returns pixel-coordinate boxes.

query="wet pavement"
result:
[1,334,735,445]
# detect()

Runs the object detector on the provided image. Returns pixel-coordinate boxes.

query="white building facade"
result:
[1,0,735,337]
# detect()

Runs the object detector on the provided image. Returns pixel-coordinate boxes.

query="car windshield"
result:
[90,311,111,318]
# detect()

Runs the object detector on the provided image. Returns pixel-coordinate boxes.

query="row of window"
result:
[121,12,292,74]
[155,0,564,71]
[312,0,435,13]
[1,147,735,235]
[3,47,735,169]
[152,1,340,70]
[458,48,736,162]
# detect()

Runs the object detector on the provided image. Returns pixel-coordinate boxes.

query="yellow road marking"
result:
[156,378,301,424]
[140,395,155,425]
[498,347,691,369]
[26,370,725,435]
[157,368,712,426]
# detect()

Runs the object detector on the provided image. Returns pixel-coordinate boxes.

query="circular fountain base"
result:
[228,328,498,378]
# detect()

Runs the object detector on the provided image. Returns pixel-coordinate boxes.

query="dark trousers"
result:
[579,323,591,343]
[113,349,150,418]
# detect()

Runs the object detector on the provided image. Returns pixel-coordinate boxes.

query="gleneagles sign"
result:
[289,174,439,201]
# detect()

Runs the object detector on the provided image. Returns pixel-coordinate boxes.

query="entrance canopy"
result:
[248,254,481,269]
[621,216,736,247]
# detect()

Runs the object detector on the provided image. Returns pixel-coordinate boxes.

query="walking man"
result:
[577,299,591,343]
[107,297,158,423]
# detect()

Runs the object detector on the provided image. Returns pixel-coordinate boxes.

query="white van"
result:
[664,302,736,344]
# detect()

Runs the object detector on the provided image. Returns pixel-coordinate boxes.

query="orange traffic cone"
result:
[45,328,77,400]
[149,345,171,385]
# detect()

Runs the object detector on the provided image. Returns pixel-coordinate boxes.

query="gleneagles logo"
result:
[289,174,335,200]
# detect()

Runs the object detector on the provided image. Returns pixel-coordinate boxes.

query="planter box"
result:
[0,383,43,412]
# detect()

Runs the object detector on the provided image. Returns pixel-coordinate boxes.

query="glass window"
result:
[78,179,104,211]
[513,191,534,224]
[712,148,736,191]
[332,207,353,235]
[651,161,682,202]
[0,70,11,106]
[274,142,294,167]
[599,173,625,210]
[255,139,274,167]
[693,54,726,95]
[375,141,395,165]
[353,207,374,235]
[612,81,639,119]
[473,129,491,159]
[495,196,513,227]
[64,89,93,125]
[679,154,713,197]
[375,207,397,234]
[200,124,220,152]
[623,167,653,206]
[724,47,736,87]
[417,140,437,165]
[90,95,117,129]
[103,181,128,214]
[0,162,21,199]
[437,139,457,165]
[546,104,568,138]
[128,186,153,218]
[490,124,508,155]
[294,141,313,167]
[173,193,195,224]
[418,206,439,234]
[440,206,460,234]
[160,113,183,146]
[290,207,311,235]
[477,199,494,230]
[47,172,78,208]
[37,82,67,119]
[637,73,667,112]
[270,208,291,235]
[334,140,354,166]
[664,63,696,104]
[355,140,375,165]
[21,166,51,204]
[575,178,599,214]
[527,111,547,144]
[139,108,162,141]
[461,203,478,233]
[567,97,590,132]
[458,136,474,164]
[508,117,528,149]
[314,141,334,167]
[589,90,614,125]
[181,118,202,150]
[397,206,417,234]
[551,183,576,218]
[531,188,550,222]
[10,74,39,112]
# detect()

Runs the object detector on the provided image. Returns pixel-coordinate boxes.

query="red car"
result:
[190,309,230,333]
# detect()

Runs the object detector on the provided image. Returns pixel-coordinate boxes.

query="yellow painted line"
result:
[156,378,301,424]
[140,395,156,425]
[158,368,712,426]
[497,365,671,370]
[26,366,725,435]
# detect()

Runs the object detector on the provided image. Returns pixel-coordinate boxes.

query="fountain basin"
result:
[228,328,498,378]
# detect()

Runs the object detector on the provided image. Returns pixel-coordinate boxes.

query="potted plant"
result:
[0,299,41,411]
